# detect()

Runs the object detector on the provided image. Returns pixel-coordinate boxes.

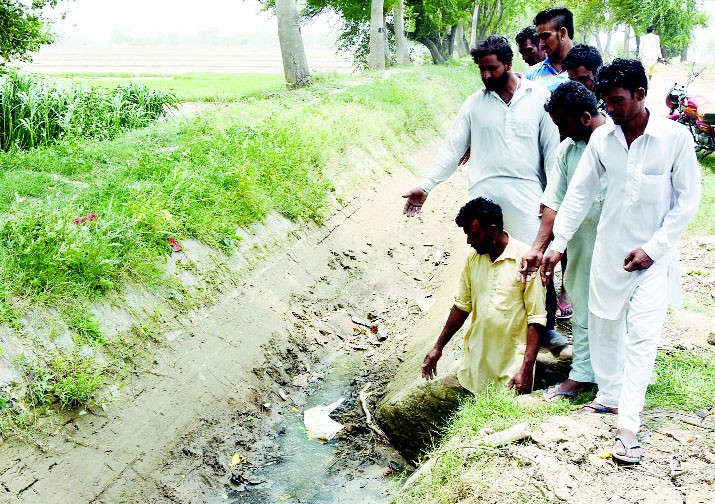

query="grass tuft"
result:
[646,349,715,411]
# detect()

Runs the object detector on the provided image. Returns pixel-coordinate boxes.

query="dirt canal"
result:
[0,138,468,503]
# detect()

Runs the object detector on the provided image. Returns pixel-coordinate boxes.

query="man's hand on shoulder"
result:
[623,247,654,272]
[421,348,442,380]
[518,248,543,284]
[402,187,428,217]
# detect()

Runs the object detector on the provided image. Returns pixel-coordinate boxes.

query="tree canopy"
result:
[0,0,62,67]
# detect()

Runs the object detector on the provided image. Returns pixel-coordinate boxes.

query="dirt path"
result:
[0,136,468,503]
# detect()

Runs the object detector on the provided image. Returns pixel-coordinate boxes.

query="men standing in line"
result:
[638,26,663,81]
[401,35,563,349]
[421,198,545,396]
[518,81,609,401]
[541,59,701,464]
[516,26,546,67]
[562,44,602,94]
[527,8,574,91]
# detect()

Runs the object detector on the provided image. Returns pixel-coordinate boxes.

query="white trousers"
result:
[588,265,669,433]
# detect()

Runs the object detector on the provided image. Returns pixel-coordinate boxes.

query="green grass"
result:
[396,388,571,503]
[53,72,287,102]
[399,346,715,502]
[685,159,715,238]
[0,66,477,422]
[17,352,104,409]
[646,349,715,411]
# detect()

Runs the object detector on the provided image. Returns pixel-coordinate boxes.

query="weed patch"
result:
[646,348,715,411]
[18,352,104,409]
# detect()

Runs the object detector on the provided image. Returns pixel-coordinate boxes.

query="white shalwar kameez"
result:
[551,113,701,433]
[419,75,560,245]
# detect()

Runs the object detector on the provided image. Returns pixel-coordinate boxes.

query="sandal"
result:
[613,435,642,464]
[556,300,573,320]
[543,382,578,402]
[580,403,617,414]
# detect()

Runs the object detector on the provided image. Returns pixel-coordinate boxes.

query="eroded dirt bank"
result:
[0,136,468,503]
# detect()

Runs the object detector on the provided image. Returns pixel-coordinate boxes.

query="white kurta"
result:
[419,75,560,245]
[552,112,701,433]
[638,33,662,66]
[551,113,701,320]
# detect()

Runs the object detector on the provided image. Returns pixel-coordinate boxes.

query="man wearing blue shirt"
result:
[526,8,574,91]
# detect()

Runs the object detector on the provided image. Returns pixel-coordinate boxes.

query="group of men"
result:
[404,7,701,465]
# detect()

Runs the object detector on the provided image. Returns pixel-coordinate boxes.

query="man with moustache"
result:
[402,35,558,254]
[421,198,546,395]
[402,35,562,349]
[541,59,701,464]
[527,7,574,91]
[518,81,610,402]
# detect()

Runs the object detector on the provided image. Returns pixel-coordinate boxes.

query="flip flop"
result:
[556,300,573,320]
[613,435,642,464]
[543,382,578,402]
[580,403,617,414]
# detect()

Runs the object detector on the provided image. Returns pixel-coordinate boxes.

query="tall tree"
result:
[275,0,312,86]
[394,0,411,64]
[368,0,386,68]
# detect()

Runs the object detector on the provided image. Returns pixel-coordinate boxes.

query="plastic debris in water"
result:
[304,397,345,441]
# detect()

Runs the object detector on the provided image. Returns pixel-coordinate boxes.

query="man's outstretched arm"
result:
[403,96,473,217]
[421,305,470,380]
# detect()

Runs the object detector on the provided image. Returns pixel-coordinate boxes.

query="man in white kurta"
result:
[543,59,701,464]
[401,35,560,248]
[402,35,562,350]
[637,27,662,81]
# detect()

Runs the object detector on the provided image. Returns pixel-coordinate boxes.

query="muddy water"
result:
[219,354,398,503]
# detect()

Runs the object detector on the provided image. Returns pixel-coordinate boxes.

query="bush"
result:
[0,71,178,151]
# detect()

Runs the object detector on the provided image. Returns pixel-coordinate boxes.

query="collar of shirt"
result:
[607,109,667,147]
[492,232,519,263]
[541,57,561,75]
[481,74,534,104]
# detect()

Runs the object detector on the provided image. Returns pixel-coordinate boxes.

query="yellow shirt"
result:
[454,234,547,394]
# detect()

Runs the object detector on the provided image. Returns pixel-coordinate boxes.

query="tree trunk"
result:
[470,3,479,49]
[605,31,612,56]
[454,22,466,57]
[368,0,386,69]
[634,34,640,58]
[419,37,447,64]
[623,24,630,57]
[447,25,457,59]
[680,46,688,62]
[394,0,410,65]
[383,11,392,65]
[275,0,311,86]
[593,30,603,55]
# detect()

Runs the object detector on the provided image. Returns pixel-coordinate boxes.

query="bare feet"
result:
[613,428,642,463]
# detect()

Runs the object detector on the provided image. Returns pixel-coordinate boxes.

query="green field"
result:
[52,72,287,101]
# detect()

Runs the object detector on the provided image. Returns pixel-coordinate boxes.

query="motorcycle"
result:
[665,65,715,159]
